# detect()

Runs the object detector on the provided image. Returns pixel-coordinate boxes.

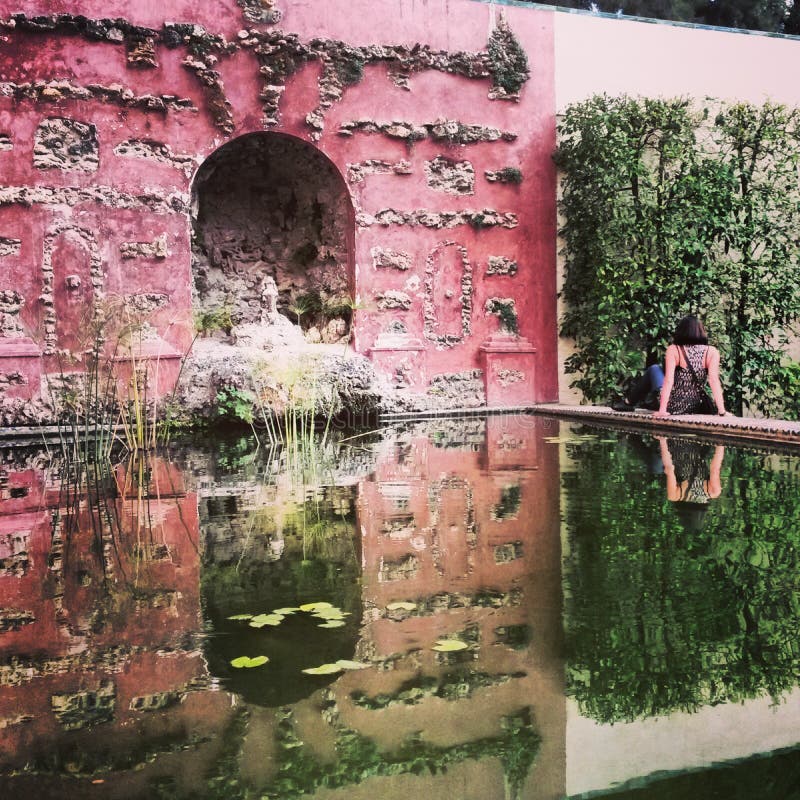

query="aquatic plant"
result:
[230,655,269,668]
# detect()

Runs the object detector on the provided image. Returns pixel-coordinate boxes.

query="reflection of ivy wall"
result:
[204,703,540,800]
[562,434,800,724]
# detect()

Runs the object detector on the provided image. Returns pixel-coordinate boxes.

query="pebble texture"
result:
[424,156,475,195]
[33,118,99,172]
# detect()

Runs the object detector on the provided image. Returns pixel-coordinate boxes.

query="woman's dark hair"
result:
[673,315,708,346]
[673,500,709,533]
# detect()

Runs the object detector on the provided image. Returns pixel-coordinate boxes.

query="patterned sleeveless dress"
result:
[667,345,708,415]
[668,439,711,503]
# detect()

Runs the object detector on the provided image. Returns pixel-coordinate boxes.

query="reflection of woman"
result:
[654,315,729,418]
[658,436,724,531]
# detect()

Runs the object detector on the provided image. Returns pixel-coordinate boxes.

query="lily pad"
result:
[249,614,284,628]
[386,602,416,612]
[230,655,270,668]
[335,659,371,670]
[299,602,333,612]
[302,663,344,675]
[318,620,347,629]
[227,614,254,621]
[312,608,349,619]
[273,607,300,615]
[432,639,469,652]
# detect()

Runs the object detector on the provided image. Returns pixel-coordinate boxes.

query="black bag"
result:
[694,392,716,415]
[642,388,661,411]
[681,346,716,415]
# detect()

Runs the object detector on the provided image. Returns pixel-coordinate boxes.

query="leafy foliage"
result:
[709,102,800,416]
[524,0,795,34]
[556,95,800,415]
[485,298,520,334]
[215,385,255,424]
[194,305,233,335]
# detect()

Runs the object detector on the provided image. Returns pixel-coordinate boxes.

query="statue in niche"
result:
[260,274,279,325]
[232,268,305,349]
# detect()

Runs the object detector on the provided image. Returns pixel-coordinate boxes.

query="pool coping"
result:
[529,403,800,450]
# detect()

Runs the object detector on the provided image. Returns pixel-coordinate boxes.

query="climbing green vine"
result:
[556,94,800,417]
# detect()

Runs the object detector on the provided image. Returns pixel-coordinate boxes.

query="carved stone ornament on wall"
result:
[40,224,103,355]
[33,117,99,172]
[423,241,472,347]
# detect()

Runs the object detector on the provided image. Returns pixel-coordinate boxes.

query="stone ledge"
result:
[530,404,800,449]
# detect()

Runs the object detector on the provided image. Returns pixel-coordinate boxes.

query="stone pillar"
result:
[480,332,536,408]
[0,291,42,398]
[369,330,427,391]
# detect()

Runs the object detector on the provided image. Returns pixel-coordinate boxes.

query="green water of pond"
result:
[1,416,800,799]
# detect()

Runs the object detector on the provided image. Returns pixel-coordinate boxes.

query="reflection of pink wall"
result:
[555,14,800,110]
[355,417,565,797]
[0,458,234,796]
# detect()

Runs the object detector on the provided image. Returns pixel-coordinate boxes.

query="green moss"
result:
[486,298,519,335]
[495,167,523,184]
[487,20,529,96]
[334,54,365,86]
[469,212,489,230]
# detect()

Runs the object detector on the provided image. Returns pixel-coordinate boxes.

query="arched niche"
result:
[191,132,355,343]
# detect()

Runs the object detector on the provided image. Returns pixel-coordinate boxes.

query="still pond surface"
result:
[1,415,800,799]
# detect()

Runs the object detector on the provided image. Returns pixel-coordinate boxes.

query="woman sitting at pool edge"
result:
[653,315,730,419]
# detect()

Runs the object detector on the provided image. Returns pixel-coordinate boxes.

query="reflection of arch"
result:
[41,223,103,355]
[190,132,355,338]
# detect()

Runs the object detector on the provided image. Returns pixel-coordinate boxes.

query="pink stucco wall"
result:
[0,0,559,413]
[4,1,800,416]
[554,13,800,110]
